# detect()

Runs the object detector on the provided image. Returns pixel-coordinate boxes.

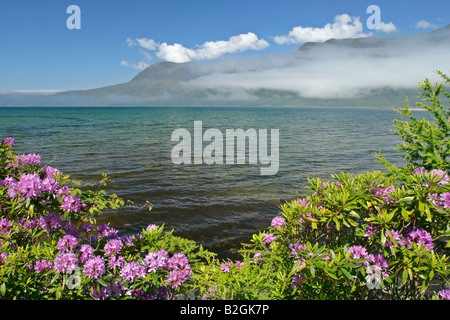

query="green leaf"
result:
[340,268,354,280]
[402,268,408,286]
[399,196,414,203]
[98,278,108,287]
[326,271,339,280]
[349,211,360,218]
[309,264,316,278]
[401,208,409,221]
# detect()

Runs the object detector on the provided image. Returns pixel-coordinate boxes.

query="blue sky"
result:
[0,0,448,91]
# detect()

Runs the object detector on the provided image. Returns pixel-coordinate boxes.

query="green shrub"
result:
[194,72,450,300]
[0,138,213,300]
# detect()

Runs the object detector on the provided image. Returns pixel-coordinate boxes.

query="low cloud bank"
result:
[181,33,450,99]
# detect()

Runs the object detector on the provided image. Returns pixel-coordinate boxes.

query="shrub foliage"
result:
[0,72,449,300]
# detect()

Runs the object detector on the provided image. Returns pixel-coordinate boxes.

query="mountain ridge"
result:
[3,24,449,107]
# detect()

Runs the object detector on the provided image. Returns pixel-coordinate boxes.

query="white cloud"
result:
[136,38,159,51]
[125,32,270,64]
[415,20,440,29]
[379,22,397,33]
[183,36,450,100]
[273,14,371,44]
[0,89,66,95]
[120,49,152,70]
[120,60,150,70]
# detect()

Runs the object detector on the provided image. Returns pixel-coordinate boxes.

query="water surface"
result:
[0,106,406,258]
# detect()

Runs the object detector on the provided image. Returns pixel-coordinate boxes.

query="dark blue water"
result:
[0,106,406,257]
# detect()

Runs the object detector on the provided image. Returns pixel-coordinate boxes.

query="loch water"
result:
[0,106,406,258]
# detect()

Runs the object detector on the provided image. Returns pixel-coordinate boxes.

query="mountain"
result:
[3,24,450,107]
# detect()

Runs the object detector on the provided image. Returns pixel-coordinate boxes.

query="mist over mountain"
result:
[2,25,449,107]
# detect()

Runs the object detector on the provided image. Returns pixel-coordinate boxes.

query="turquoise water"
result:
[0,106,405,257]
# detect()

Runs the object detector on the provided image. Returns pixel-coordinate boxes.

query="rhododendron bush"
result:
[194,71,450,300]
[0,137,213,299]
[0,72,449,300]
[209,169,449,299]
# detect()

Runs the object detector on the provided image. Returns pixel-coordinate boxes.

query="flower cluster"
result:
[5,153,41,170]
[413,167,450,186]
[251,167,450,300]
[0,213,194,299]
[373,185,397,204]
[348,245,389,281]
[0,166,81,213]
[270,216,285,228]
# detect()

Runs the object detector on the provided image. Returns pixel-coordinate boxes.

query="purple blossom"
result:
[34,259,53,273]
[104,239,123,256]
[368,254,388,270]
[299,212,314,229]
[289,242,306,257]
[43,166,61,178]
[439,192,450,208]
[253,253,264,264]
[145,224,158,232]
[220,261,232,273]
[10,173,42,200]
[156,286,172,300]
[119,235,135,247]
[367,254,389,280]
[271,216,286,228]
[291,273,305,289]
[297,198,310,208]
[57,234,79,252]
[78,244,95,263]
[438,289,450,300]
[0,176,14,187]
[406,228,434,250]
[374,185,397,204]
[348,245,369,260]
[167,253,189,270]
[79,223,93,233]
[164,253,191,288]
[91,282,122,300]
[0,253,9,265]
[44,213,64,232]
[261,233,275,244]
[385,230,405,248]
[364,224,379,240]
[41,177,59,193]
[108,254,125,270]
[120,261,146,283]
[127,288,154,300]
[430,192,450,208]
[413,167,427,175]
[18,218,36,230]
[61,195,81,213]
[431,169,449,186]
[0,218,12,229]
[143,249,168,273]
[83,256,106,279]
[96,224,119,239]
[166,267,192,288]
[56,185,70,198]
[19,153,41,166]
[54,252,78,274]
[2,137,14,146]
